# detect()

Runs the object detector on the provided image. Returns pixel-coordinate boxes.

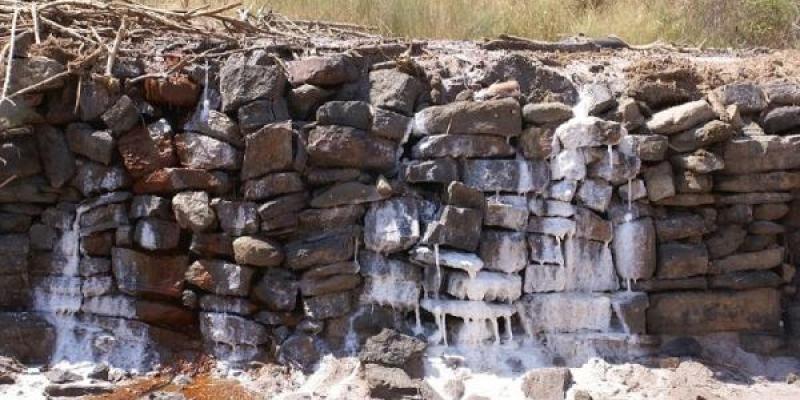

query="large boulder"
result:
[412,98,522,137]
[219,53,286,112]
[368,69,424,115]
[359,329,426,377]
[462,159,549,193]
[364,198,420,254]
[174,133,241,170]
[34,125,75,188]
[720,135,800,174]
[307,125,396,172]
[241,122,295,180]
[646,100,715,135]
[111,248,188,299]
[172,191,217,233]
[117,120,177,178]
[613,217,657,281]
[233,236,284,267]
[0,313,55,364]
[422,206,482,252]
[286,54,359,87]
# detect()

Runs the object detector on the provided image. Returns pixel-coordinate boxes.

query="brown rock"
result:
[117,121,177,178]
[647,289,780,334]
[111,248,188,299]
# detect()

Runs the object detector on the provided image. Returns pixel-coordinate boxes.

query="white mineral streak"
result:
[200,59,211,121]
[516,153,533,194]
[411,246,483,279]
[446,271,522,303]
[627,178,633,211]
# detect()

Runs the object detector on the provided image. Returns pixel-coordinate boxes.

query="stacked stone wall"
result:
[1,48,799,368]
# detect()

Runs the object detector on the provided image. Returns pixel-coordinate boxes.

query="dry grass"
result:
[149,0,800,48]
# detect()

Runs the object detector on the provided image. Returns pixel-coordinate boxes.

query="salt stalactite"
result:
[607,144,614,169]
[199,59,210,122]
[627,178,633,211]
[504,316,513,341]
[422,299,515,347]
[433,244,442,298]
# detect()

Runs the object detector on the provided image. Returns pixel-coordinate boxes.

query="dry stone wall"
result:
[1,48,799,369]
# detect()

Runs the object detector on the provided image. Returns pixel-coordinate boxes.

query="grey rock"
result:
[134,218,180,250]
[412,98,522,137]
[716,171,800,193]
[65,123,115,165]
[212,200,258,236]
[233,236,284,268]
[278,334,320,371]
[371,108,411,141]
[130,195,172,220]
[710,247,784,274]
[523,102,573,125]
[175,133,241,170]
[556,117,622,149]
[237,98,290,134]
[243,172,304,201]
[303,291,353,319]
[646,100,715,135]
[564,237,618,291]
[317,101,372,130]
[185,259,254,297]
[34,125,75,188]
[761,106,800,134]
[655,214,706,242]
[285,231,355,270]
[190,233,234,258]
[706,224,747,259]
[711,83,767,114]
[643,162,675,202]
[219,53,286,112]
[479,230,527,274]
[576,179,613,213]
[101,95,140,135]
[299,274,361,297]
[310,180,392,208]
[462,159,549,193]
[671,149,724,174]
[411,134,516,159]
[618,134,668,162]
[172,191,216,233]
[403,159,459,184]
[364,198,420,254]
[286,54,359,86]
[422,206,482,252]
[369,69,424,115]
[720,135,800,174]
[186,110,242,147]
[519,126,556,160]
[610,292,649,334]
[669,120,736,152]
[199,312,269,345]
[657,242,709,279]
[307,125,396,172]
[252,269,298,311]
[485,199,528,231]
[613,217,657,281]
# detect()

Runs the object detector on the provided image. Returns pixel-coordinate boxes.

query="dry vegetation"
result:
[149,0,800,48]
